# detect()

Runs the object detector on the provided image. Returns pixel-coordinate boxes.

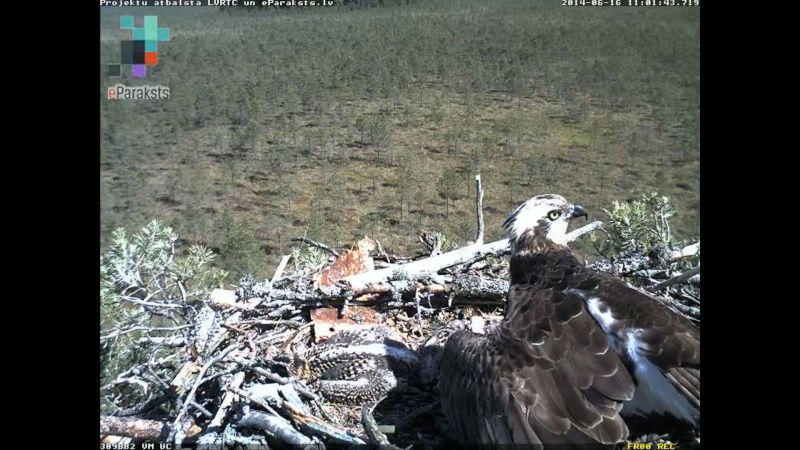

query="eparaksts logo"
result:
[107,84,170,100]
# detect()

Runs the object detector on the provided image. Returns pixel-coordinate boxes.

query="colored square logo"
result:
[110,15,169,79]
[132,65,146,78]
[120,15,133,29]
[107,64,121,77]
[144,16,158,29]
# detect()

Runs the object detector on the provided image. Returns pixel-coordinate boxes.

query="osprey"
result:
[438,194,700,448]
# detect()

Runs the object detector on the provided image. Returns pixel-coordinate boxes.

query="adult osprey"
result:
[438,194,700,448]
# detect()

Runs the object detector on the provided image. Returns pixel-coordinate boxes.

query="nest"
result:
[100,241,699,449]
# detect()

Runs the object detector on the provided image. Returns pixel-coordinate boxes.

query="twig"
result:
[189,400,213,418]
[102,376,150,393]
[418,231,436,254]
[177,280,188,305]
[242,383,364,445]
[231,356,322,402]
[272,255,291,283]
[108,394,172,417]
[137,336,186,347]
[291,237,339,257]
[361,399,402,449]
[566,220,603,242]
[375,238,390,263]
[282,400,367,445]
[209,372,245,428]
[231,386,283,417]
[238,410,316,446]
[475,174,485,245]
[119,296,186,310]
[237,319,305,327]
[649,266,701,293]
[169,343,240,444]
[100,324,193,342]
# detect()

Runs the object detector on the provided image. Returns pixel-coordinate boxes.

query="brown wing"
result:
[438,286,636,448]
[569,269,700,423]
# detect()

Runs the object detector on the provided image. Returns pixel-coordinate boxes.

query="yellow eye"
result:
[548,210,561,221]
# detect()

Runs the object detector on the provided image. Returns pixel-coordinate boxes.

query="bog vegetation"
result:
[100,0,700,282]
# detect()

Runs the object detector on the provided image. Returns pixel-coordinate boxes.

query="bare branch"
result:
[344,239,507,292]
[119,296,185,310]
[342,222,601,293]
[101,376,150,393]
[177,280,188,304]
[238,410,315,446]
[671,241,700,260]
[100,324,193,342]
[475,174,485,245]
[566,220,603,242]
[374,238,390,263]
[137,336,186,347]
[169,343,240,444]
[271,255,292,283]
[290,237,339,257]
[649,265,701,293]
[209,372,246,428]
[101,416,201,441]
[362,399,402,449]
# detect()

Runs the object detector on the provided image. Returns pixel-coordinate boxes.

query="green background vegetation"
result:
[100,0,700,281]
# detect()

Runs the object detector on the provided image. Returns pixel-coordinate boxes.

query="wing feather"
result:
[570,267,700,426]
[438,284,635,448]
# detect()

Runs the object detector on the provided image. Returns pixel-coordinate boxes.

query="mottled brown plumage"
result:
[279,326,420,406]
[438,194,700,448]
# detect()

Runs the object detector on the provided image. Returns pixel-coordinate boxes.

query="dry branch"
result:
[671,241,700,260]
[343,221,602,292]
[272,255,292,282]
[362,400,403,450]
[208,372,246,429]
[650,265,701,292]
[291,237,339,257]
[475,174,485,245]
[100,416,201,441]
[238,410,316,446]
[100,324,193,342]
[169,344,240,444]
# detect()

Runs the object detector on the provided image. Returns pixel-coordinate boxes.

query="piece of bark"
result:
[315,236,376,287]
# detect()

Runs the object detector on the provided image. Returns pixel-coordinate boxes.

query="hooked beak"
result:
[570,204,588,220]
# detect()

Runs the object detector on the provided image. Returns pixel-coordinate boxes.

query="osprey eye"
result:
[547,210,561,221]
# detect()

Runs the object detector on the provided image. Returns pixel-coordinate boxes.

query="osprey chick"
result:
[438,194,700,448]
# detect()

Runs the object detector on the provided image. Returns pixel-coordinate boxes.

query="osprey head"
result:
[502,194,587,255]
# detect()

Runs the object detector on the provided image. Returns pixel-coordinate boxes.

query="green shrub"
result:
[100,220,227,414]
[589,192,699,271]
